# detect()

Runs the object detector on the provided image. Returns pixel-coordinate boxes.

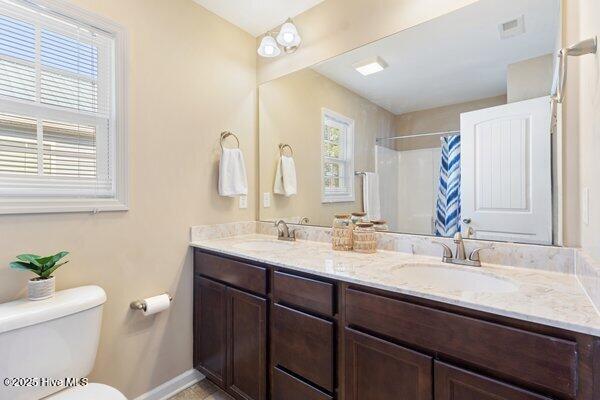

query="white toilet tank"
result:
[0,286,107,400]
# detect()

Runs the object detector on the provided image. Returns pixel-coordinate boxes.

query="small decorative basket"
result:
[332,214,353,251]
[353,222,377,253]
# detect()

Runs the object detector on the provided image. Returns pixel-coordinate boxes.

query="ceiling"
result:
[312,0,560,115]
[192,0,325,37]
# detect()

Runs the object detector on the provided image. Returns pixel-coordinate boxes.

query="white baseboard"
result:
[133,369,205,400]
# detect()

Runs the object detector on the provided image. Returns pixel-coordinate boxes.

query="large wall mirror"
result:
[259,0,561,245]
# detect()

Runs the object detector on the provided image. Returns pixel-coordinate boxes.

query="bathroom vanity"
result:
[191,234,600,400]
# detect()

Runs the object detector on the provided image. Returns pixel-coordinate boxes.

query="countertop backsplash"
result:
[190,221,257,241]
[192,221,577,274]
[576,250,600,313]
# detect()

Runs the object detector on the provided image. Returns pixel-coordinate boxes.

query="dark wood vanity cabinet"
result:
[194,252,268,400]
[193,249,600,400]
[344,287,579,398]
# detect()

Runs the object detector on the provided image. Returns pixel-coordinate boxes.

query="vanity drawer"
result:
[194,249,267,295]
[273,271,334,317]
[272,304,334,392]
[272,367,332,400]
[345,288,578,398]
[435,361,552,400]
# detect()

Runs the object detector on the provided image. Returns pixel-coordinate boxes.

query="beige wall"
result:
[0,0,257,398]
[390,95,507,150]
[257,0,480,84]
[507,54,555,103]
[259,68,394,226]
[575,0,600,259]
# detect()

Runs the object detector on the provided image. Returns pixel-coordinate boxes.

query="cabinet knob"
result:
[463,218,472,224]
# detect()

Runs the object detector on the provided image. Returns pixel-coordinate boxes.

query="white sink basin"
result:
[395,263,518,293]
[232,239,295,251]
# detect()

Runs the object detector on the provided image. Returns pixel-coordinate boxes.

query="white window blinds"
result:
[0,0,114,198]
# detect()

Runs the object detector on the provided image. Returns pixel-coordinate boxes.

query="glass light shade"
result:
[257,35,281,58]
[276,22,301,47]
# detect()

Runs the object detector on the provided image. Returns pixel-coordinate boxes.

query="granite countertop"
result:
[190,234,600,336]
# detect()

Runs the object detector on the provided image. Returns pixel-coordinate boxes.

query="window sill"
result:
[0,197,129,215]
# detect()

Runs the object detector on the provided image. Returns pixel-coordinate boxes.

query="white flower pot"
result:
[28,276,55,301]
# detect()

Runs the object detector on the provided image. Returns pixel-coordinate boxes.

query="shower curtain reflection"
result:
[435,134,461,237]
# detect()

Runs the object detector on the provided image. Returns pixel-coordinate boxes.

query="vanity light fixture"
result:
[353,56,388,76]
[276,18,302,53]
[257,18,302,58]
[257,33,281,58]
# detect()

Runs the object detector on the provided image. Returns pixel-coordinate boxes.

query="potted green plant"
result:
[9,251,69,300]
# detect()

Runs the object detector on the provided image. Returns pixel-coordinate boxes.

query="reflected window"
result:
[321,108,354,203]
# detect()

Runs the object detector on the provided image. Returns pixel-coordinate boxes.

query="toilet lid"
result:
[45,383,127,400]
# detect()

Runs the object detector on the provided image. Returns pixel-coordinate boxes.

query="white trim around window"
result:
[0,0,128,215]
[321,108,355,203]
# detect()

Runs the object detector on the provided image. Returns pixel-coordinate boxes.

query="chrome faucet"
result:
[275,220,296,241]
[433,233,493,267]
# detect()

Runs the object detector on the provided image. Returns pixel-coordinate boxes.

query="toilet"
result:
[0,286,127,400]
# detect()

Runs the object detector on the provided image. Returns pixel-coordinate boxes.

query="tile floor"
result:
[169,379,233,400]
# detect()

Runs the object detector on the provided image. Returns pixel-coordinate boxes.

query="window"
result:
[0,0,127,214]
[321,108,354,203]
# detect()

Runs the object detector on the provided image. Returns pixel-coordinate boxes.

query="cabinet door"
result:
[434,362,552,400]
[194,277,227,387]
[345,328,432,400]
[227,287,267,400]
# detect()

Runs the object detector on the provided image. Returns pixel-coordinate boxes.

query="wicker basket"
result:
[332,227,353,251]
[353,223,377,253]
[332,214,353,251]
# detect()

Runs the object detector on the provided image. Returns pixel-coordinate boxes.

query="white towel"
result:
[218,148,248,197]
[273,155,297,197]
[362,172,381,221]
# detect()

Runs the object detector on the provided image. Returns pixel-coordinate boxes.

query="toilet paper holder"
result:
[130,293,173,312]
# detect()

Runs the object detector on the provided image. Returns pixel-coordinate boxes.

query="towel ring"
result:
[220,131,240,150]
[279,143,293,156]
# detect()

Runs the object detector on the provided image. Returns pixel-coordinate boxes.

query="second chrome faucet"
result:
[275,220,296,241]
[434,232,493,267]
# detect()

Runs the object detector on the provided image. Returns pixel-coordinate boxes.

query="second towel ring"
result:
[220,131,240,150]
[279,143,293,156]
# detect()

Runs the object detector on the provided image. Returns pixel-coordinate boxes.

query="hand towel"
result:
[362,172,381,221]
[218,147,248,197]
[273,155,297,196]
